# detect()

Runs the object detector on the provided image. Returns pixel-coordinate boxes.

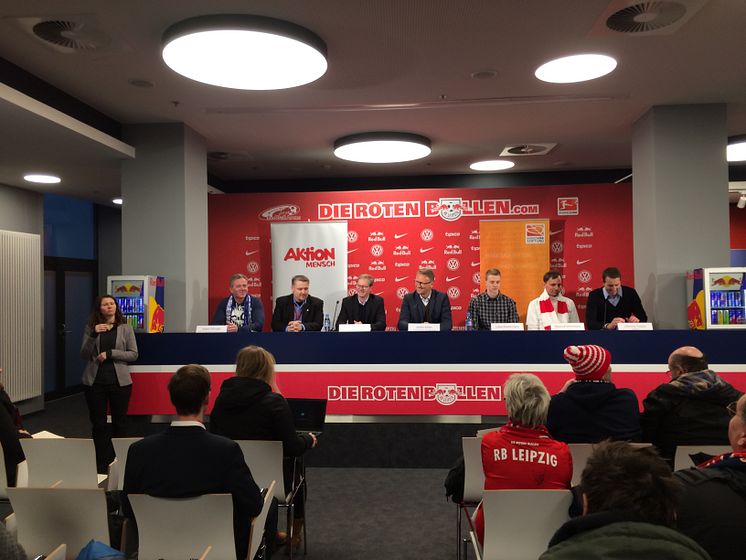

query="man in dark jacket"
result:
[271,275,324,332]
[397,268,452,331]
[674,392,746,560]
[124,364,263,560]
[335,273,386,330]
[585,267,647,330]
[540,441,709,560]
[547,345,641,443]
[641,346,743,463]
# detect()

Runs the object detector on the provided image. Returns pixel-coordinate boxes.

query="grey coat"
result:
[80,323,138,386]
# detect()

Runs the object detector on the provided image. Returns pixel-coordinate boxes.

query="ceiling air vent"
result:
[500,143,557,157]
[32,19,110,51]
[590,0,707,36]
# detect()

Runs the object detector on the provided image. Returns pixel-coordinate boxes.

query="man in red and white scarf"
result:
[526,271,580,330]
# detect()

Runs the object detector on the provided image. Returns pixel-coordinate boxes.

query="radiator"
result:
[0,229,42,402]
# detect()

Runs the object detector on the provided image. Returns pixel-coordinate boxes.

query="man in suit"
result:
[123,364,263,560]
[585,266,647,330]
[336,273,386,330]
[397,268,452,331]
[271,275,324,332]
[211,273,265,332]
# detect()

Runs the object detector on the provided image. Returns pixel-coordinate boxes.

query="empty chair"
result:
[470,489,573,560]
[674,445,731,471]
[21,438,104,488]
[107,437,142,492]
[456,436,484,560]
[236,440,305,557]
[6,487,111,559]
[128,493,236,560]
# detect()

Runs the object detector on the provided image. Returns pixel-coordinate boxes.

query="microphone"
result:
[331,299,340,331]
[602,292,609,330]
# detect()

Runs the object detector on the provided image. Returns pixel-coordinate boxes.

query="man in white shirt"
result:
[526,271,580,330]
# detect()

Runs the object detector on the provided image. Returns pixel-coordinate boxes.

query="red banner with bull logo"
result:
[208,184,634,329]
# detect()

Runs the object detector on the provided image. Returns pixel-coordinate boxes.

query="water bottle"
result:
[465,311,474,331]
[323,313,331,332]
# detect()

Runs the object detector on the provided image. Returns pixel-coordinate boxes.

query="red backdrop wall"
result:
[208,183,634,330]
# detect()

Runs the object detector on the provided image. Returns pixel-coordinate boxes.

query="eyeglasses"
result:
[356,284,371,289]
[727,401,739,417]
[415,280,432,286]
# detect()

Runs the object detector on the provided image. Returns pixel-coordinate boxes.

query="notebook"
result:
[287,398,327,435]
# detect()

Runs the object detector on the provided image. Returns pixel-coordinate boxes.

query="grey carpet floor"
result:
[303,467,454,560]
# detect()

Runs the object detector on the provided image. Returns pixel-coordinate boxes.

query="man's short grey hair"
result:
[291,274,310,285]
[229,273,248,286]
[417,268,435,282]
[358,273,375,287]
[504,373,550,428]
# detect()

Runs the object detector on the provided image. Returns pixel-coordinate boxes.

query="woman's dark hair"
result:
[87,295,124,330]
[581,441,680,527]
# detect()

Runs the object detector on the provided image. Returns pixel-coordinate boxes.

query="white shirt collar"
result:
[170,420,205,429]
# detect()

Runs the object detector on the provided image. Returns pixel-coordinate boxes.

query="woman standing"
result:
[80,295,138,473]
[210,345,317,550]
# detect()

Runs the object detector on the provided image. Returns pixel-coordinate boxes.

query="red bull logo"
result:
[150,303,165,333]
[711,275,742,287]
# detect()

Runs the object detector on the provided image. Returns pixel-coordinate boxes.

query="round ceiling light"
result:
[112,198,123,205]
[469,160,515,171]
[535,54,617,84]
[334,132,432,163]
[24,173,61,184]
[727,135,746,162]
[162,15,327,90]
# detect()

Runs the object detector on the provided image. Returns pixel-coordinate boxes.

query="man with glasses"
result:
[675,393,746,560]
[397,268,452,331]
[335,273,386,331]
[641,346,743,465]
[467,268,518,329]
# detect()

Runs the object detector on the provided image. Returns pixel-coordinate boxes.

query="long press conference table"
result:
[129,330,746,418]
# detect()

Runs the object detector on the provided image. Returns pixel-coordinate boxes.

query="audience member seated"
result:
[674,393,746,560]
[641,346,743,464]
[0,367,30,487]
[547,345,641,443]
[540,441,710,560]
[210,346,317,551]
[474,373,572,545]
[123,364,263,560]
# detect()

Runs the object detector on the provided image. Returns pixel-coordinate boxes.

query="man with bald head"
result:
[641,346,743,463]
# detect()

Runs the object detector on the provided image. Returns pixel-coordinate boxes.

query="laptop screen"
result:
[287,398,327,433]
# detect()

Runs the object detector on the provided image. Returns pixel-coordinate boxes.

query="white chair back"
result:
[480,489,572,560]
[236,440,287,503]
[567,443,594,487]
[6,487,110,559]
[462,437,484,504]
[674,445,731,471]
[20,438,100,488]
[128,493,235,560]
[108,437,142,491]
[45,544,67,560]
[248,480,276,560]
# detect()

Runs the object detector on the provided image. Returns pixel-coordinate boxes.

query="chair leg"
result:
[287,502,294,560]
[456,506,461,560]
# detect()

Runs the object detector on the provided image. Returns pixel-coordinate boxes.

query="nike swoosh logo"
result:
[395,276,408,282]
[420,247,434,253]
[245,250,259,256]
[550,229,563,235]
[576,258,591,265]
[394,233,407,239]
[348,248,358,254]
[445,276,460,282]
[471,261,480,267]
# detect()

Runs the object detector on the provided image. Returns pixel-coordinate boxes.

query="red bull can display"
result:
[687,268,746,329]
[108,275,165,333]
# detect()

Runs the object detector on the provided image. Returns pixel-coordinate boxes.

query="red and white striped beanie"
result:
[563,344,611,380]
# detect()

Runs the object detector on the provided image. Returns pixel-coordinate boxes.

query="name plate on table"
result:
[338,323,372,332]
[195,325,228,333]
[490,323,524,331]
[550,323,586,331]
[408,323,441,332]
[617,322,653,331]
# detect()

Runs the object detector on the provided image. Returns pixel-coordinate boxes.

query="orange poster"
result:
[480,220,550,323]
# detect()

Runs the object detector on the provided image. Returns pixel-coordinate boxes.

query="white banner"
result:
[271,222,348,321]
